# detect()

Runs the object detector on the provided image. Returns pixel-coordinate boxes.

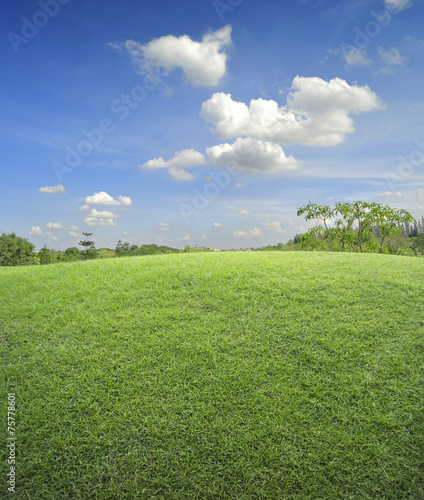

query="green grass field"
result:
[1,252,424,499]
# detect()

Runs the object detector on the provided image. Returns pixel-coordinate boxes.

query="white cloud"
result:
[260,221,287,234]
[125,25,232,86]
[233,227,263,238]
[47,222,63,230]
[213,222,224,227]
[240,210,249,215]
[207,137,301,174]
[330,47,372,67]
[84,217,117,227]
[201,76,384,147]
[324,197,334,202]
[68,231,78,237]
[384,0,412,11]
[30,226,43,236]
[66,225,79,231]
[158,223,170,232]
[234,183,244,189]
[140,149,207,181]
[49,236,58,242]
[38,184,66,194]
[377,47,407,74]
[85,191,132,206]
[86,208,119,219]
[377,191,404,198]
[79,204,91,211]
[83,208,119,227]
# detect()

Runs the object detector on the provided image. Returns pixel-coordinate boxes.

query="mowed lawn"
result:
[1,251,424,499]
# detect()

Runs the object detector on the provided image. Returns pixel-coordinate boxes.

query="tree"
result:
[297,201,413,253]
[39,245,52,265]
[78,232,97,260]
[0,233,35,266]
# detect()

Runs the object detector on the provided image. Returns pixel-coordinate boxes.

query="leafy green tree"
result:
[39,245,52,265]
[297,201,413,253]
[0,233,35,266]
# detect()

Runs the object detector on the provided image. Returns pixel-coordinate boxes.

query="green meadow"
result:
[1,251,423,499]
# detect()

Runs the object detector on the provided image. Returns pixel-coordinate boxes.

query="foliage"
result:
[78,232,97,260]
[297,201,413,253]
[0,232,35,266]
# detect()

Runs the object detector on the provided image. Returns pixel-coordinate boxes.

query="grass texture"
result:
[1,251,424,499]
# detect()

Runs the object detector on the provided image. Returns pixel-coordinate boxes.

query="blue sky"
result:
[1,0,423,250]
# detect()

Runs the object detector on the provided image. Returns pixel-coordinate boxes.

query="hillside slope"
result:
[1,252,424,499]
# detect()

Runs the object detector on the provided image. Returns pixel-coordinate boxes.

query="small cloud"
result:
[260,221,286,234]
[30,226,43,236]
[329,47,372,67]
[377,191,404,198]
[234,183,244,189]
[140,149,207,182]
[85,191,132,206]
[184,234,191,241]
[83,208,119,227]
[47,222,63,230]
[200,234,207,240]
[68,231,78,237]
[79,204,91,211]
[66,225,79,231]
[376,46,407,74]
[158,223,170,232]
[324,197,334,202]
[384,0,412,12]
[107,42,123,52]
[38,184,66,194]
[233,227,263,238]
[213,222,224,227]
[239,210,249,215]
[125,25,232,87]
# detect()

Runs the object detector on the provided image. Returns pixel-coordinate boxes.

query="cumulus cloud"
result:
[125,25,231,86]
[157,223,170,232]
[83,208,119,227]
[207,137,301,174]
[30,226,43,236]
[260,221,287,234]
[79,204,91,211]
[240,210,249,215]
[66,225,79,231]
[384,0,412,11]
[234,227,263,238]
[213,222,224,227]
[140,149,207,181]
[85,191,132,206]
[201,76,384,147]
[47,222,63,230]
[68,231,78,237]
[38,184,66,194]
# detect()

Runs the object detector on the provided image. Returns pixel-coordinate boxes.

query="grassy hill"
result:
[1,252,423,499]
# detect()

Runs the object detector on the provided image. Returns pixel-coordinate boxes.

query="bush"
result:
[0,233,35,266]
